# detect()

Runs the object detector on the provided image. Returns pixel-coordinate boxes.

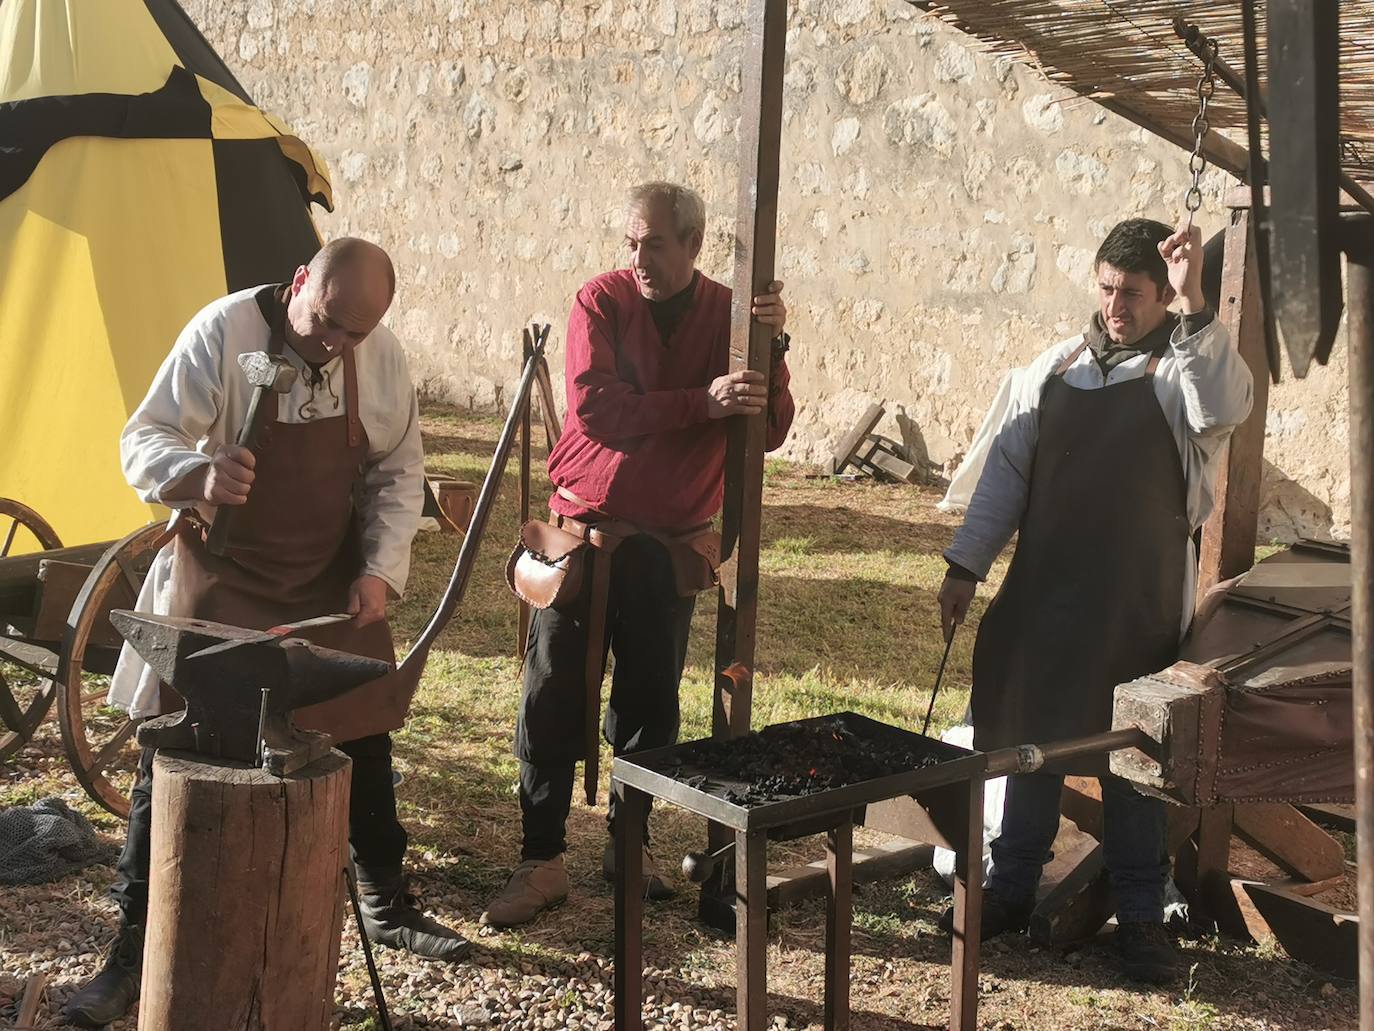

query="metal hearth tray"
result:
[612,711,984,833]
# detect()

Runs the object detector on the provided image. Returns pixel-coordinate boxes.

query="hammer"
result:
[205,351,298,556]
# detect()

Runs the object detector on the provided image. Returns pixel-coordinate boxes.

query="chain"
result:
[1185,37,1219,229]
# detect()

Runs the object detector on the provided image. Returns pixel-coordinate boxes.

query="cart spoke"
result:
[2,518,17,558]
[92,719,136,773]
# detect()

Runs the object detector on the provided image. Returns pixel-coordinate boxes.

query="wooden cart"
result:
[0,497,169,818]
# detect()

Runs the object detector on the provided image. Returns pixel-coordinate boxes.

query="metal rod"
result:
[983,727,1150,778]
[921,628,956,738]
[399,326,549,674]
[1174,16,1374,217]
[344,867,393,1031]
[1341,216,1374,1031]
[255,688,270,768]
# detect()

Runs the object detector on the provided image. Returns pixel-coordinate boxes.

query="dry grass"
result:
[0,405,1358,1031]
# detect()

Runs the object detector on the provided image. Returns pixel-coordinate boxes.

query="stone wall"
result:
[187,0,1353,541]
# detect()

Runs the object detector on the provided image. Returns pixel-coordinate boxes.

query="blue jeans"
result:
[988,772,1169,924]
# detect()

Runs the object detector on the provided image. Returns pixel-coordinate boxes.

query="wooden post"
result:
[139,751,350,1031]
[517,329,533,658]
[700,0,788,929]
[1197,203,1273,598]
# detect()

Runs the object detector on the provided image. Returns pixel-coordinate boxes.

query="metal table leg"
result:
[614,782,647,1031]
[824,818,853,1030]
[737,827,768,1031]
[949,775,984,1031]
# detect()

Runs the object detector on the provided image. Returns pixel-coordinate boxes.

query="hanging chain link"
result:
[1185,37,1219,229]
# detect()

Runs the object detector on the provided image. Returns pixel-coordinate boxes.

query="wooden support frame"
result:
[1198,203,1274,598]
[517,329,534,657]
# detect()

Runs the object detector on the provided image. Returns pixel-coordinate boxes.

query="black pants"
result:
[109,733,408,925]
[516,534,696,861]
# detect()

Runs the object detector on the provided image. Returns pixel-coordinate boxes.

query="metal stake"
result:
[345,866,394,1031]
[255,688,270,769]
[921,627,957,738]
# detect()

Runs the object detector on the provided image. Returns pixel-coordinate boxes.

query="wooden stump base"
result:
[139,750,351,1031]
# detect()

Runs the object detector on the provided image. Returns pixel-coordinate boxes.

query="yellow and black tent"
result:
[0,0,333,546]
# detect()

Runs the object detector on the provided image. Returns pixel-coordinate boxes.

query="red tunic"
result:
[547,268,795,529]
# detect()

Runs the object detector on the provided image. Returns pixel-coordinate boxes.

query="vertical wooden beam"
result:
[700,0,788,930]
[613,783,647,1031]
[1198,206,1273,597]
[712,0,787,742]
[948,775,984,1031]
[1266,0,1344,376]
[517,330,533,658]
[1342,218,1374,1031]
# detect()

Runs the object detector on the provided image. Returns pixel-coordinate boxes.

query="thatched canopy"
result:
[909,1,1374,191]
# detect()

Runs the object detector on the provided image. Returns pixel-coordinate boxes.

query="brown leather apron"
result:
[970,342,1188,775]
[171,284,409,744]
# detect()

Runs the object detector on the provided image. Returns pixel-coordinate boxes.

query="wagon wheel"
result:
[0,498,63,759]
[0,497,62,555]
[56,522,170,818]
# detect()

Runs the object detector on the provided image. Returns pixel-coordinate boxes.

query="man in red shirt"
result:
[481,181,794,928]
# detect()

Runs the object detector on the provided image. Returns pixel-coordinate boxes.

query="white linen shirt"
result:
[944,317,1254,634]
[110,285,424,717]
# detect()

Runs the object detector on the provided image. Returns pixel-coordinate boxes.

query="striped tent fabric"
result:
[0,0,333,546]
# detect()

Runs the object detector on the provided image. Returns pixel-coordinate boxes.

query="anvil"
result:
[112,610,392,775]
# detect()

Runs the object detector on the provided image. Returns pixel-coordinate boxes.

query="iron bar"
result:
[921,628,956,737]
[344,866,394,1031]
[1342,216,1374,1031]
[400,326,549,674]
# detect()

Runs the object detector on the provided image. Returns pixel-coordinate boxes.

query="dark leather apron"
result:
[171,284,410,744]
[970,341,1188,775]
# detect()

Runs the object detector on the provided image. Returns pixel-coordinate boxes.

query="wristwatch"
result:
[771,332,791,362]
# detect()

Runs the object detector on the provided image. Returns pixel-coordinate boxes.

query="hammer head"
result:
[238,351,298,393]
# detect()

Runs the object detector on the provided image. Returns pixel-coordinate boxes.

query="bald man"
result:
[66,240,467,1029]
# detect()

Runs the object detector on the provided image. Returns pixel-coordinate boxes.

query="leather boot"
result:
[602,842,676,900]
[63,923,143,1028]
[938,892,1032,941]
[479,855,570,928]
[355,866,471,962]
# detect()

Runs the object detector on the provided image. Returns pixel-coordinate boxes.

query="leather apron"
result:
[171,284,409,744]
[970,342,1188,776]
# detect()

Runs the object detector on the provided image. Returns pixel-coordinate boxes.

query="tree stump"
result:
[139,750,351,1031]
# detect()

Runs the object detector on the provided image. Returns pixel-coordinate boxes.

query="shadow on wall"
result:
[1258,458,1337,542]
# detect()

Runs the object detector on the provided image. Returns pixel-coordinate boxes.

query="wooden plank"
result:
[1233,802,1346,882]
[1233,879,1358,979]
[1266,0,1344,376]
[1298,802,1357,833]
[1198,207,1272,597]
[0,542,107,619]
[15,972,45,1030]
[702,0,788,925]
[831,404,884,474]
[1061,776,1103,839]
[766,840,934,908]
[1029,840,1111,946]
[867,447,919,484]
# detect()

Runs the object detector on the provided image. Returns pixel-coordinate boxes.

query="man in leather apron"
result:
[67,240,468,1029]
[936,219,1253,984]
[480,182,795,928]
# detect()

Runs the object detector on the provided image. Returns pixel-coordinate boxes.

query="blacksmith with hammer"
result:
[936,219,1253,983]
[66,239,468,1028]
[481,182,795,928]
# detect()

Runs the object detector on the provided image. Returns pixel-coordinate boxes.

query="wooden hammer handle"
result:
[205,385,271,556]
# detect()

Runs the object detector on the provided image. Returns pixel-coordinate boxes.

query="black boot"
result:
[63,923,143,1028]
[355,867,471,962]
[1115,920,1178,985]
[938,892,1032,942]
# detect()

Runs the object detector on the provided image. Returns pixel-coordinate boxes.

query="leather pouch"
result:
[506,520,589,610]
[666,528,722,597]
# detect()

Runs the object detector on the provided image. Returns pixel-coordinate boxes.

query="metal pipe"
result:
[983,727,1150,778]
[399,326,549,674]
[1342,215,1374,1031]
[1174,17,1374,217]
